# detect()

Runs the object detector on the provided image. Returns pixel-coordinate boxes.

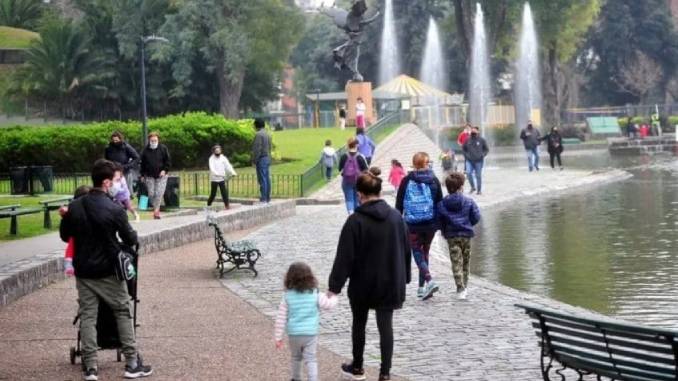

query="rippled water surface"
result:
[472,153,678,327]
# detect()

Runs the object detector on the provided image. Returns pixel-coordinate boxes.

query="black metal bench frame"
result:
[208,220,260,278]
[516,304,678,381]
[0,207,42,235]
[39,197,72,229]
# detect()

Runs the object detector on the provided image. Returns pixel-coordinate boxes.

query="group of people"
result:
[519,121,564,172]
[275,151,482,381]
[625,114,662,139]
[337,97,367,130]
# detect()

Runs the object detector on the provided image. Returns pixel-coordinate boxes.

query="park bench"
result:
[562,138,581,145]
[39,197,72,229]
[516,304,678,381]
[207,215,260,278]
[0,205,42,235]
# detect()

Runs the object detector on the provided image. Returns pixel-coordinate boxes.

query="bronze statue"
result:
[321,0,379,82]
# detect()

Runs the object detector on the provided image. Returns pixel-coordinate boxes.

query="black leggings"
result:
[549,152,562,168]
[351,301,394,375]
[207,181,229,206]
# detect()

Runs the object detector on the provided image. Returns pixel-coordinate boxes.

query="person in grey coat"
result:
[252,118,272,202]
[461,127,489,195]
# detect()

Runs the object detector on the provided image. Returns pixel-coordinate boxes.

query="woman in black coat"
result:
[328,167,412,381]
[542,126,564,170]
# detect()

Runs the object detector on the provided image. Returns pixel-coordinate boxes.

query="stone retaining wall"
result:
[0,201,296,307]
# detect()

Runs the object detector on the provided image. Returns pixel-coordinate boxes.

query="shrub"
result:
[0,112,256,172]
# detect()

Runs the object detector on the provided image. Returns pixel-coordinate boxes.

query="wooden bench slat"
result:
[558,353,673,381]
[0,208,42,216]
[552,344,676,379]
[0,204,20,211]
[551,334,675,366]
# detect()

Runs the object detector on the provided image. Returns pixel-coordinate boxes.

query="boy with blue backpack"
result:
[396,152,443,300]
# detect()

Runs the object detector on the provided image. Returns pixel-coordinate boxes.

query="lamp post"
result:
[140,35,169,146]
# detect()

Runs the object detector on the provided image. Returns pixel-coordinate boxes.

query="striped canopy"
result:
[373,75,464,105]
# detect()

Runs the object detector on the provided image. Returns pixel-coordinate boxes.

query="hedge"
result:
[0,112,256,172]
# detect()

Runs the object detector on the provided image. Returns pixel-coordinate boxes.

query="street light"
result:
[140,35,169,146]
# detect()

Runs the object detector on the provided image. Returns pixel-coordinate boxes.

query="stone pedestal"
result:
[346,81,375,127]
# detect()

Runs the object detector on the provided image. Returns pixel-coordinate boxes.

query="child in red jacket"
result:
[61,185,91,276]
[388,159,406,190]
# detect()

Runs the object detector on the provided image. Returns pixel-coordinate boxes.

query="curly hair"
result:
[284,262,318,292]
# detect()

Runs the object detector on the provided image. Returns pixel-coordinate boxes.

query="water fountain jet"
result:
[379,0,400,85]
[515,2,541,132]
[469,3,491,138]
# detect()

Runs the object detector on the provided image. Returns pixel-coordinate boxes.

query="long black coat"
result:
[329,199,412,310]
[543,132,564,154]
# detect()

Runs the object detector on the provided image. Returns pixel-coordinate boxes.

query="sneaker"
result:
[422,281,439,300]
[417,287,425,298]
[83,368,98,381]
[379,374,391,381]
[458,289,468,300]
[340,362,366,380]
[476,191,482,195]
[124,363,153,379]
[468,188,476,194]
[134,214,141,223]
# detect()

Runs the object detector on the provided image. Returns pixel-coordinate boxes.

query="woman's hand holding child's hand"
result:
[64,259,74,277]
[275,340,284,350]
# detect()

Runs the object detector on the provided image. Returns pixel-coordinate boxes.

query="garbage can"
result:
[10,167,30,195]
[30,166,54,193]
[163,176,180,208]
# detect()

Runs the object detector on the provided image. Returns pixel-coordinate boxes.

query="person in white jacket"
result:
[208,145,237,209]
[320,139,338,181]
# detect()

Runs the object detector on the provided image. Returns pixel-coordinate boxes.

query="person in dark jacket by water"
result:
[329,167,411,381]
[104,131,140,195]
[520,121,542,172]
[437,172,480,300]
[541,126,564,170]
[140,132,171,220]
[396,152,443,301]
[60,159,152,380]
[461,127,489,195]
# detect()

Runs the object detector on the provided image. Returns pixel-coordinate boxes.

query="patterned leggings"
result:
[409,231,435,287]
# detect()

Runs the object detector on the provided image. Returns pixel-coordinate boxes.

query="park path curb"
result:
[0,201,296,307]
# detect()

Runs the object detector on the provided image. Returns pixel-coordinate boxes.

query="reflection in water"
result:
[472,155,678,328]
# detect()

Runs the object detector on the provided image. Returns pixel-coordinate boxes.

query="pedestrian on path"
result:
[104,131,140,196]
[329,167,412,381]
[396,152,443,300]
[440,148,457,175]
[61,185,91,277]
[320,140,338,181]
[437,172,481,300]
[388,159,405,190]
[339,105,347,130]
[356,128,376,165]
[339,138,369,214]
[274,262,338,381]
[252,118,272,203]
[59,159,153,381]
[462,127,489,195]
[457,124,471,148]
[355,98,366,129]
[520,121,541,172]
[207,145,237,210]
[541,126,564,170]
[111,163,140,223]
[140,132,171,220]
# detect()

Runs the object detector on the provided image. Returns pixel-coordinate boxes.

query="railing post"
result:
[300,174,304,197]
[194,173,198,197]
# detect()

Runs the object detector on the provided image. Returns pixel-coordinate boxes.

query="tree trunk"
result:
[216,63,245,119]
[543,46,561,127]
[453,0,472,60]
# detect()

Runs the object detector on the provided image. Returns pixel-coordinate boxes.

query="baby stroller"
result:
[69,244,140,366]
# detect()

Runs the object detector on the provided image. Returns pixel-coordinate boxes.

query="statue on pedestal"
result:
[321,0,379,82]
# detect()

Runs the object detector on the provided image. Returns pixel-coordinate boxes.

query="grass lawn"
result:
[265,127,355,174]
[0,26,38,49]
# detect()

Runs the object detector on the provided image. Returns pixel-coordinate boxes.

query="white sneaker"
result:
[417,287,425,298]
[458,289,468,300]
[422,281,439,300]
[134,214,141,223]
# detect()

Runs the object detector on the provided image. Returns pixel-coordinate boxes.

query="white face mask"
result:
[108,181,122,196]
[150,141,159,149]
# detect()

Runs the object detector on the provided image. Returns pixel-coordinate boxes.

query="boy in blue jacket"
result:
[437,172,481,300]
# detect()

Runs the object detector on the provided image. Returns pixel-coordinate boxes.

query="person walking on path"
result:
[339,138,369,214]
[355,98,367,129]
[59,159,153,381]
[356,128,376,165]
[437,172,481,300]
[274,262,338,381]
[457,124,471,148]
[329,167,412,381]
[396,152,443,301]
[207,145,237,210]
[339,105,347,130]
[541,126,564,170]
[320,140,338,181]
[140,132,171,220]
[252,118,272,203]
[388,159,405,190]
[462,126,489,195]
[520,121,542,172]
[105,131,140,196]
[440,148,457,175]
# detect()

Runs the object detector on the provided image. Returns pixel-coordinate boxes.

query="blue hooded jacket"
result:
[437,192,481,238]
[395,170,443,233]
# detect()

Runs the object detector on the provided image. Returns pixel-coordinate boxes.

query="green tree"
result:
[0,0,44,30]
[158,0,304,118]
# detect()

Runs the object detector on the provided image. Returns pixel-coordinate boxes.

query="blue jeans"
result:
[256,157,271,202]
[341,181,359,213]
[325,166,333,181]
[465,160,483,192]
[526,147,539,171]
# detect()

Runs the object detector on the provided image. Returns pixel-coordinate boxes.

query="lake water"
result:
[471,151,678,328]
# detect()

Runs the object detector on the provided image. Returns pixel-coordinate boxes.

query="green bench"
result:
[0,205,42,235]
[39,197,72,229]
[562,138,581,145]
[516,304,678,381]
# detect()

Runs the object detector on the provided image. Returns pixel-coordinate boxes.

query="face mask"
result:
[150,142,159,149]
[107,181,121,196]
[471,132,478,137]
[113,141,122,147]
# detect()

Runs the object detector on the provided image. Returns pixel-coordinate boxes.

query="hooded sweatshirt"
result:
[395,170,443,233]
[437,192,481,238]
[328,199,412,310]
[320,146,338,168]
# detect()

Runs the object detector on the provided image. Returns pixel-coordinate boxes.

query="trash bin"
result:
[10,166,30,195]
[163,176,180,208]
[30,166,53,193]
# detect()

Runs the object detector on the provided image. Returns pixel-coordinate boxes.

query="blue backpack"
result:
[403,180,434,223]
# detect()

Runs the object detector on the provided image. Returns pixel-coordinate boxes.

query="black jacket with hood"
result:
[462,135,489,162]
[328,199,412,310]
[104,142,140,173]
[140,144,171,178]
[395,169,443,233]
